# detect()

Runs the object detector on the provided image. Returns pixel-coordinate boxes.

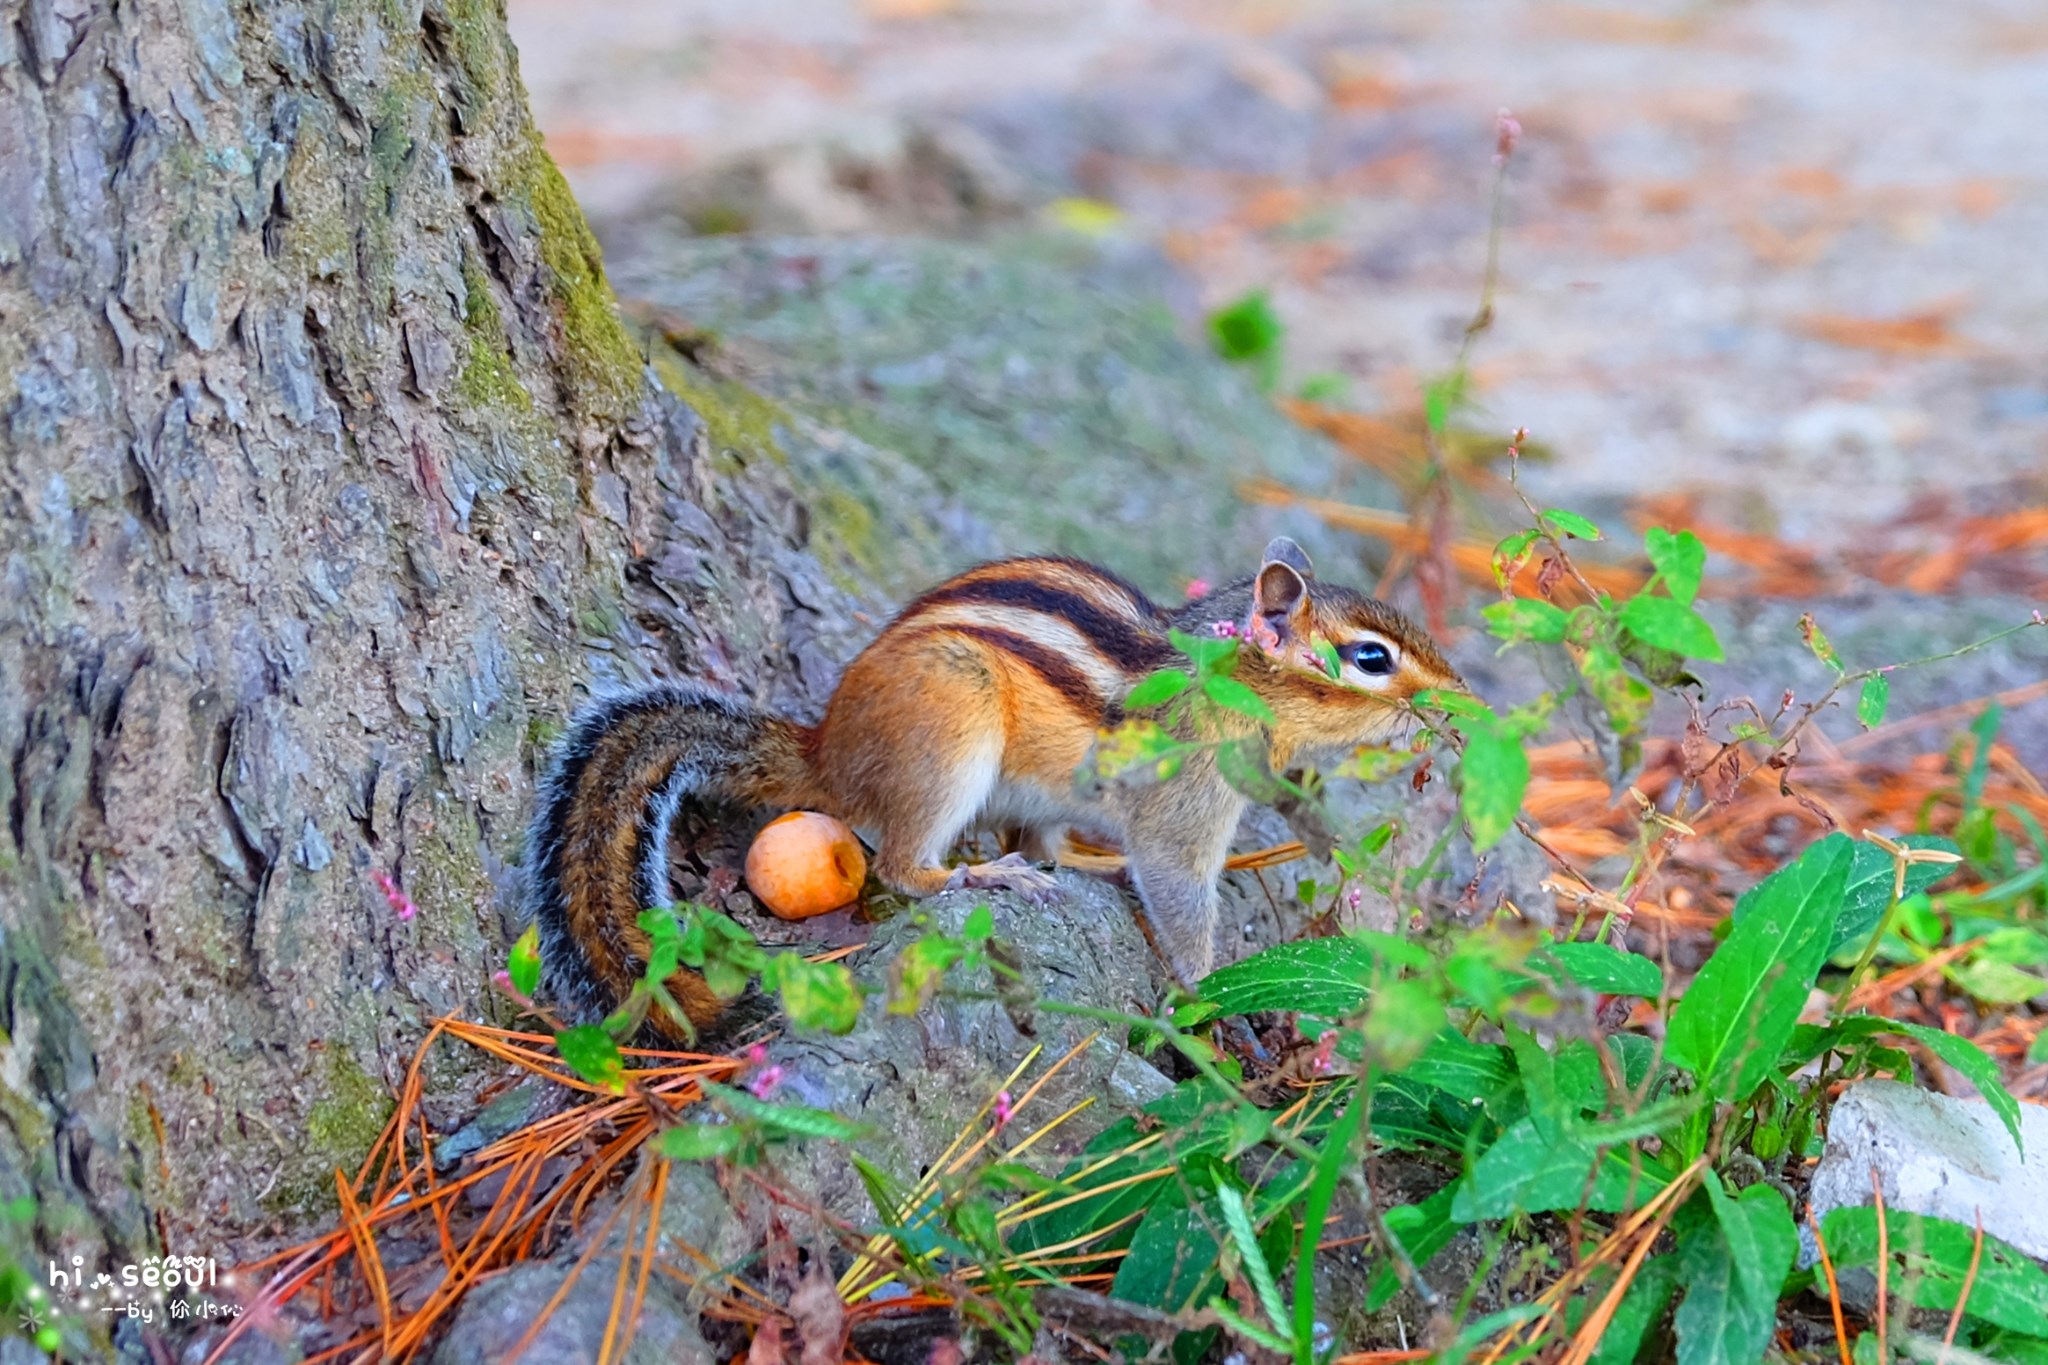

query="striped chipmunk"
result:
[527,538,1464,1038]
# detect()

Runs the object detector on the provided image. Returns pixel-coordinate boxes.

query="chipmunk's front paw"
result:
[945,852,1063,905]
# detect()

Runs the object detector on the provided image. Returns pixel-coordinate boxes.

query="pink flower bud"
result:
[1210,620,1239,639]
[1495,108,1522,164]
[1185,578,1212,599]
[372,870,418,920]
[992,1090,1015,1131]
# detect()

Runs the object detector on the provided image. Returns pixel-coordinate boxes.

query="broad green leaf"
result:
[703,1081,865,1140]
[962,904,995,941]
[1889,1023,2024,1155]
[1169,628,1242,675]
[1779,1015,2022,1156]
[656,1122,747,1161]
[1533,942,1664,998]
[1458,724,1529,852]
[1858,673,1891,728]
[1585,1253,1679,1365]
[557,1024,626,1094]
[1619,594,1725,662]
[1821,1207,2048,1334]
[1112,1202,1221,1311]
[1450,1117,1668,1221]
[1126,668,1193,709]
[1365,1187,1461,1310]
[1198,935,1423,1016]
[1481,598,1571,644]
[1202,674,1276,722]
[1673,1180,1796,1365]
[508,925,542,998]
[1822,834,1960,955]
[1666,836,1852,1102]
[1542,508,1603,541]
[1404,1031,1518,1111]
[1644,527,1707,605]
[1951,957,2048,1006]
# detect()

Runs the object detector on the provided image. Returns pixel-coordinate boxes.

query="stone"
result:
[1805,1080,2048,1266]
[430,1258,712,1365]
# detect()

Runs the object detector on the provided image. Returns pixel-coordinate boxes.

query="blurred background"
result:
[510,0,2048,541]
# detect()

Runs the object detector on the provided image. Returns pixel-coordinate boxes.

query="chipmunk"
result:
[527,538,1463,1037]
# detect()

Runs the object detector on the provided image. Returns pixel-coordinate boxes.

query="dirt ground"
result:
[510,0,2047,550]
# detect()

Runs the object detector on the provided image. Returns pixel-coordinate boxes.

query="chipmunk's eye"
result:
[1346,640,1397,676]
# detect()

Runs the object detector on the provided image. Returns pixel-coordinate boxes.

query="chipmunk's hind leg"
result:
[825,633,1059,902]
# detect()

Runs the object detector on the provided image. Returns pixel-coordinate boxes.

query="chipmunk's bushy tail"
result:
[526,683,825,1035]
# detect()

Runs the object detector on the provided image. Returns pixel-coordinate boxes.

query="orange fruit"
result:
[745,812,867,920]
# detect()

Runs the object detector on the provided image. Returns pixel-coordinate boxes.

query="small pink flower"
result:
[1495,108,1521,164]
[992,1090,1015,1131]
[747,1064,785,1100]
[372,870,417,920]
[491,969,533,1007]
[1210,620,1239,639]
[2034,609,2045,626]
[1345,885,1363,913]
[1185,578,1212,600]
[1310,1032,1338,1076]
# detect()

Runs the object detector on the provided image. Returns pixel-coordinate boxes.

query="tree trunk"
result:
[0,0,804,1281]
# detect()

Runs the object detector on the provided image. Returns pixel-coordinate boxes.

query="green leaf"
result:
[1404,1031,1518,1112]
[703,1081,865,1141]
[1673,1179,1797,1365]
[1586,1254,1679,1365]
[1888,1022,2024,1156]
[1580,643,1655,736]
[1533,942,1664,998]
[1126,668,1193,709]
[1541,508,1603,541]
[656,1122,747,1161]
[762,952,864,1033]
[1619,594,1724,662]
[962,904,995,941]
[508,925,542,998]
[1450,1117,1669,1220]
[1666,836,1852,1102]
[889,934,965,1015]
[1201,674,1276,722]
[1481,599,1571,644]
[1209,291,1284,364]
[557,1024,626,1094]
[1492,528,1541,588]
[1423,370,1466,435]
[1113,1202,1223,1312]
[1294,1090,1367,1356]
[1362,978,1447,1072]
[1458,724,1529,852]
[1824,834,1960,955]
[1950,957,2048,1005]
[1366,1187,1461,1310]
[1643,527,1707,605]
[1800,612,1844,674]
[1199,935,1423,1016]
[1857,673,1891,728]
[1820,1207,2048,1334]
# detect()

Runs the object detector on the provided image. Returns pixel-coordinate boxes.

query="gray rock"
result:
[1805,1080,2048,1267]
[430,1258,711,1365]
[607,232,1399,601]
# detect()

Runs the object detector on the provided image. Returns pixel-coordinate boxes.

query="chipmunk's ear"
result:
[1261,537,1315,579]
[1250,549,1312,652]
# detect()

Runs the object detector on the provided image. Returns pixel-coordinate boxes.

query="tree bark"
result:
[0,0,776,1275]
